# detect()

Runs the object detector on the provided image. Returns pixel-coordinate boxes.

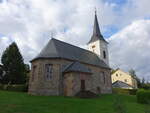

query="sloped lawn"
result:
[0,90,148,113]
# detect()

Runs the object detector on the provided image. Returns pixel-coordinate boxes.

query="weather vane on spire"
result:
[95,7,97,15]
[51,31,54,38]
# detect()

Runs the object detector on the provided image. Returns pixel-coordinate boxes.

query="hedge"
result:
[137,89,150,104]
[113,88,137,95]
[0,84,28,92]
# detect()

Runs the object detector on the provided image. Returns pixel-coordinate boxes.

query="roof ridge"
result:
[51,38,108,66]
[51,38,60,57]
[51,38,95,54]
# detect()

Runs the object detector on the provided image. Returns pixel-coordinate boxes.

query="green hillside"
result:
[0,90,148,113]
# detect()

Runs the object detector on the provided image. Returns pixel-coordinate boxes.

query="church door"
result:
[81,80,85,91]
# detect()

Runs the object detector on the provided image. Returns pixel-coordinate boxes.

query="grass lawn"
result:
[0,90,148,113]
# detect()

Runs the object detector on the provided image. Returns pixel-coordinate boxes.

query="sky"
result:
[0,0,150,81]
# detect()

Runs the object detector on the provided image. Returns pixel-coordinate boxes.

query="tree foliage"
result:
[1,42,27,84]
[129,69,142,88]
[129,69,150,89]
[0,65,3,79]
[129,69,136,77]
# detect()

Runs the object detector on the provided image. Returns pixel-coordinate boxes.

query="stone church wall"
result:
[28,58,112,96]
[63,72,92,96]
[82,63,112,94]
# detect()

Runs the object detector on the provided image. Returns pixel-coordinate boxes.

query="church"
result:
[28,12,112,96]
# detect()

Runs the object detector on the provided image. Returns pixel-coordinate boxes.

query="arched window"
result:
[103,51,106,59]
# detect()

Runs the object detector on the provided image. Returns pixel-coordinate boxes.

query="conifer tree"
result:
[1,42,26,84]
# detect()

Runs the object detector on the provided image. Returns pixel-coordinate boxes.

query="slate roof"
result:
[112,80,133,88]
[31,38,110,69]
[63,61,92,74]
[88,12,108,44]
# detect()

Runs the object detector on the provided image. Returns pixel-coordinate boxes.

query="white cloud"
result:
[0,36,12,59]
[0,0,116,62]
[0,0,150,81]
[109,19,150,81]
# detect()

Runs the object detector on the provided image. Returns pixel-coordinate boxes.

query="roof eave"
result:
[30,57,110,69]
[63,71,92,74]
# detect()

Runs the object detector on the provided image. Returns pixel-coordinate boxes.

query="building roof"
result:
[111,68,120,74]
[88,11,108,44]
[112,80,133,88]
[63,61,92,74]
[31,38,110,69]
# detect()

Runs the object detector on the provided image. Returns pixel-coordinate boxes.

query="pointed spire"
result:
[93,9,101,37]
[95,7,97,15]
[88,10,107,44]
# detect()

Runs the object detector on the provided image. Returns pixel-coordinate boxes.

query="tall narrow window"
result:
[102,72,105,84]
[45,64,53,80]
[32,65,37,81]
[81,80,85,91]
[103,51,106,59]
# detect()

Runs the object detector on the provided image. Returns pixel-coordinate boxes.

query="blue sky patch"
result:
[105,0,127,5]
[104,0,128,12]
[0,33,5,38]
[103,25,119,38]
[144,16,150,20]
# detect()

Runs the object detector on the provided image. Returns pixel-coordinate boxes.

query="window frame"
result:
[103,50,106,59]
[102,72,105,84]
[45,64,53,80]
[32,65,37,81]
[116,74,118,77]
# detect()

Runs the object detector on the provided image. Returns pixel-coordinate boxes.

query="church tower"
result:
[88,11,109,65]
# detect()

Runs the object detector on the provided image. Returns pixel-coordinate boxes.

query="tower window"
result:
[103,51,106,59]
[92,45,95,48]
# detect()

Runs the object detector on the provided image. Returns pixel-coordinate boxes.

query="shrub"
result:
[129,89,137,95]
[0,84,28,92]
[7,84,28,92]
[113,88,130,95]
[113,88,137,95]
[137,89,150,104]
